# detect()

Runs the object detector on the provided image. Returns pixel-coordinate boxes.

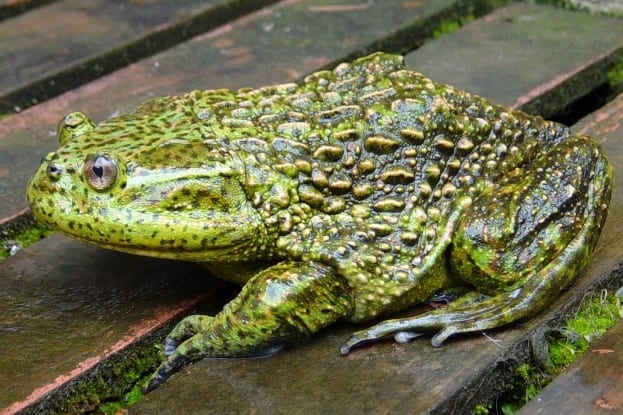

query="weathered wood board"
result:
[407,2,623,118]
[0,0,55,21]
[0,0,280,113]
[0,235,235,414]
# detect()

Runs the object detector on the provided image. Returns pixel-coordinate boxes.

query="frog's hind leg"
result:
[342,135,612,353]
[146,261,353,391]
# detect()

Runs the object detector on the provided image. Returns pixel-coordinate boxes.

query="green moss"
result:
[548,289,622,371]
[0,220,52,260]
[36,340,165,414]
[97,385,145,415]
[494,289,622,414]
[87,342,163,414]
[432,14,475,38]
[499,363,548,415]
[607,59,623,90]
[473,403,492,414]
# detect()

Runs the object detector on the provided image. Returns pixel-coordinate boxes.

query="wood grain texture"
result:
[0,0,280,113]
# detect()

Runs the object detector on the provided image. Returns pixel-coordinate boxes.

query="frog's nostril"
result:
[47,162,62,181]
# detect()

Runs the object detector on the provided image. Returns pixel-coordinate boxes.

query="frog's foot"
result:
[343,135,612,355]
[161,315,213,356]
[144,261,353,392]
[341,291,510,353]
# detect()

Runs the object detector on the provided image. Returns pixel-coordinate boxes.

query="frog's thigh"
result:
[342,135,611,353]
[451,134,611,299]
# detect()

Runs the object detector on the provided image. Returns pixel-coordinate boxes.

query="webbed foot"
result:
[341,291,496,353]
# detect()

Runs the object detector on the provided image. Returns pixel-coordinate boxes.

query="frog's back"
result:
[186,53,570,319]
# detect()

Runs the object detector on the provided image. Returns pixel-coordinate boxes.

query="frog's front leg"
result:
[145,261,353,391]
[342,135,612,353]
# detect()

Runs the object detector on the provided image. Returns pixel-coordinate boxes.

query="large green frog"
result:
[27,53,612,391]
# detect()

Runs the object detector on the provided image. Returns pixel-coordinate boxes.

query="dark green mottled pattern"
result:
[26,53,612,391]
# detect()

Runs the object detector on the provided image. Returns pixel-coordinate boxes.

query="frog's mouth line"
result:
[65,232,240,262]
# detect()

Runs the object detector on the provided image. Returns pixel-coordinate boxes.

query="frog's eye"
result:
[84,155,117,191]
[57,112,95,145]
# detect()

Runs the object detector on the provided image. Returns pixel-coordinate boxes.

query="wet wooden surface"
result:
[407,2,623,118]
[1,1,622,414]
[0,235,235,413]
[0,0,55,21]
[0,0,280,113]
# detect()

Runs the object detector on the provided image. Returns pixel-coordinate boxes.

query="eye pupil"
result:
[92,164,104,178]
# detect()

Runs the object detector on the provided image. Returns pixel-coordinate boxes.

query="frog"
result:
[26,53,612,391]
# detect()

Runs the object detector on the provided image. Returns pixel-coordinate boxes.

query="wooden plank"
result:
[0,0,56,22]
[407,3,623,118]
[1,2,620,414]
[129,5,623,415]
[0,1,482,412]
[0,0,280,113]
[0,234,235,414]
[0,0,482,228]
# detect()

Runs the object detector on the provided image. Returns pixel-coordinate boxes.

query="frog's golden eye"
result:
[84,155,117,191]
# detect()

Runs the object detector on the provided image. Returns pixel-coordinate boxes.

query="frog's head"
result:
[27,99,268,261]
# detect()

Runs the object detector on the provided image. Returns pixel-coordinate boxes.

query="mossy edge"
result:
[474,288,622,415]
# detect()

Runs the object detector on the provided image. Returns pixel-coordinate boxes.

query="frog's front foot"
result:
[143,315,215,392]
[144,347,190,392]
[143,261,352,392]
